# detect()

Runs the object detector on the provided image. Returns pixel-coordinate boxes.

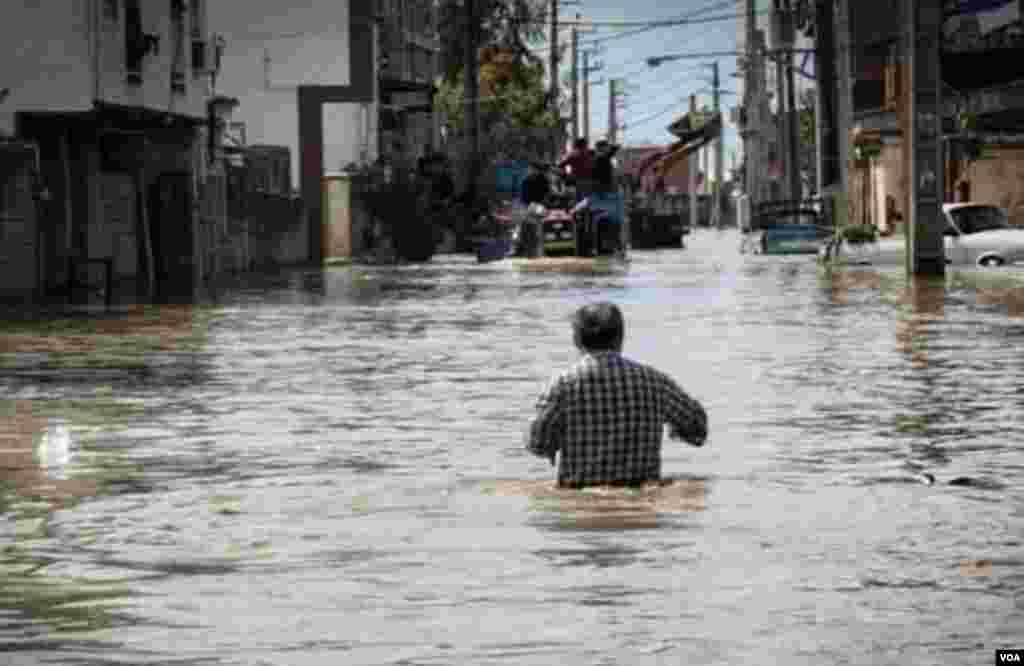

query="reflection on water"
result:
[487,478,707,530]
[0,398,154,647]
[1,230,1023,664]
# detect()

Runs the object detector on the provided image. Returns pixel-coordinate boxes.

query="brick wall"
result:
[964,146,1024,227]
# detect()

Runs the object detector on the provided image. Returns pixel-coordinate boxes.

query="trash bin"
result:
[521,204,546,258]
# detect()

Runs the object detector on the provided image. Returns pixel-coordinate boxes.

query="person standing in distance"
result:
[526,302,708,487]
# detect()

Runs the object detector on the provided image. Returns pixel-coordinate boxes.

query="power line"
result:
[526,0,747,55]
[523,12,743,56]
[579,15,746,48]
[624,92,701,130]
[607,62,707,83]
[610,73,703,127]
[579,1,753,47]
[528,10,746,29]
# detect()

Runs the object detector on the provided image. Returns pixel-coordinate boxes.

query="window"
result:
[949,206,1008,234]
[125,0,144,83]
[171,0,187,93]
[192,39,207,73]
[190,0,203,37]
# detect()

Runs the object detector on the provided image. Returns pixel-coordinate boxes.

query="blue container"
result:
[494,160,530,199]
[588,191,625,226]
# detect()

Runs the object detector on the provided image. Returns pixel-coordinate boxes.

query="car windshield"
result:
[948,205,1008,234]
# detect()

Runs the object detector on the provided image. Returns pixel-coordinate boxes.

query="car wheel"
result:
[979,256,1005,268]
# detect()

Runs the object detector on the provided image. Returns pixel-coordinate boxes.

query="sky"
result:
[539,0,751,159]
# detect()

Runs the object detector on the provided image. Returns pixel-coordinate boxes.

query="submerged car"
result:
[833,203,1024,267]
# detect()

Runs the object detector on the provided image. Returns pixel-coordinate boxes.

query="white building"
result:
[208,0,378,191]
[0,0,212,135]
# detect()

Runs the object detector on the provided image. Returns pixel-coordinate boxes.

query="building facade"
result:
[0,0,223,304]
[377,0,441,168]
[210,0,378,188]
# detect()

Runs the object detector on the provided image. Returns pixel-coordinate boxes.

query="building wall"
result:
[210,0,371,189]
[0,2,94,134]
[964,146,1024,227]
[873,142,905,234]
[0,1,212,135]
[95,0,211,120]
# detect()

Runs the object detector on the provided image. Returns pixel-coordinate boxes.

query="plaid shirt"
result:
[526,351,708,487]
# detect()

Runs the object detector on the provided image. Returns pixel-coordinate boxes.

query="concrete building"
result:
[838,0,1024,233]
[377,0,442,167]
[0,0,225,304]
[209,0,378,191]
[210,0,441,263]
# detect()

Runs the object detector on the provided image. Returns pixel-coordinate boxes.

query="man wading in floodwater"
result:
[526,302,708,487]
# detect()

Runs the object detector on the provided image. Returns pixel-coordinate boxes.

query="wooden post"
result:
[137,163,155,300]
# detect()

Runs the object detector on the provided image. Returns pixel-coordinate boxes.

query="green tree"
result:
[436,48,559,132]
[438,0,549,85]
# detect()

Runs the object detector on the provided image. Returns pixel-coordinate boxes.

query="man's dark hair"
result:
[573,137,587,150]
[572,302,625,351]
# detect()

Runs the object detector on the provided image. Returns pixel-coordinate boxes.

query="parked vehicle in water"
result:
[741,199,830,255]
[830,203,1024,267]
[627,191,690,249]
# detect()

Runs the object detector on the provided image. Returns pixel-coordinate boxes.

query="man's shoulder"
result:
[607,354,675,383]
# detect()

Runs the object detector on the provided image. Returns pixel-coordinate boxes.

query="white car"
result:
[835,203,1024,268]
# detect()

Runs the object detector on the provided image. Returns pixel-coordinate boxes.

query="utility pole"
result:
[906,0,945,275]
[608,79,624,144]
[582,49,603,143]
[549,0,559,106]
[712,61,724,227]
[814,0,837,195]
[773,0,800,202]
[690,94,699,231]
[464,0,480,197]
[583,51,590,143]
[571,16,579,140]
[744,0,760,206]
[774,41,788,199]
[786,42,800,200]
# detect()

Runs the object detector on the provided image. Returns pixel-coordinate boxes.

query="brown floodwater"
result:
[1,228,1022,665]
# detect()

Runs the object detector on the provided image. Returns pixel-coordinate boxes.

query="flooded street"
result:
[2,228,1022,665]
